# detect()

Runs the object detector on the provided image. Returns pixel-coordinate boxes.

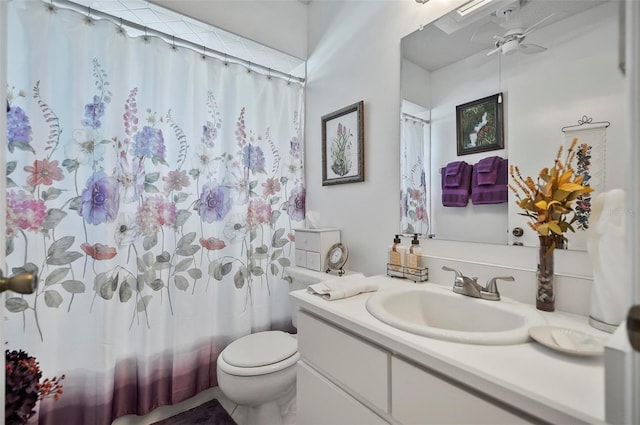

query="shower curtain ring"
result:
[46,0,56,13]
[201,45,206,60]
[143,26,149,43]
[267,68,271,80]
[85,6,94,25]
[224,54,228,66]
[247,62,252,73]
[171,35,177,51]
[287,75,291,86]
[117,17,125,35]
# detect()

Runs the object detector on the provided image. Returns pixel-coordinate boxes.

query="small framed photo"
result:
[322,101,364,186]
[456,93,504,156]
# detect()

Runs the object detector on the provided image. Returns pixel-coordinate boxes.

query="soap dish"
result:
[529,326,606,357]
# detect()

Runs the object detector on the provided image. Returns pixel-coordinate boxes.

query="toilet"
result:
[216,266,341,425]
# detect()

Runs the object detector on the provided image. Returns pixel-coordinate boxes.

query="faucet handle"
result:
[442,266,463,278]
[483,276,515,300]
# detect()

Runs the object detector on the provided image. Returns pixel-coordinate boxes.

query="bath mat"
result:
[151,399,236,425]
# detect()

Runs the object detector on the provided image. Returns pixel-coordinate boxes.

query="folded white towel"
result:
[307,274,377,300]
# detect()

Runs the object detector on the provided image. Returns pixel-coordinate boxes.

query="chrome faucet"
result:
[441,266,514,301]
[482,276,515,301]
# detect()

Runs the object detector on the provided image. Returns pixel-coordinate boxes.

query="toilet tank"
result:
[285,266,353,329]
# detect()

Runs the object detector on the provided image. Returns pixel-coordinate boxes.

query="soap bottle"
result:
[406,234,422,272]
[388,235,404,275]
[405,233,425,281]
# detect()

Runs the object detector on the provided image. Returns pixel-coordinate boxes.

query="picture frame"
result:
[456,93,504,156]
[322,101,364,185]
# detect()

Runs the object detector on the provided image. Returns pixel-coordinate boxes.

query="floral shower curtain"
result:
[5,2,304,423]
[400,116,428,235]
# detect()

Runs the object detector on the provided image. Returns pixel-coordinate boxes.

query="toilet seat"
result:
[218,331,300,376]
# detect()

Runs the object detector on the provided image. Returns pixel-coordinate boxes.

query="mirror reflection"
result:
[400,0,625,250]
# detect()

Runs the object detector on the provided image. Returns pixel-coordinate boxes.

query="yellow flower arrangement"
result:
[509,138,594,253]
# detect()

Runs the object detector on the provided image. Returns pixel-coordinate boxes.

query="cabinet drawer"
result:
[297,361,389,425]
[297,311,389,413]
[306,251,321,271]
[391,357,532,424]
[295,249,307,268]
[296,231,321,252]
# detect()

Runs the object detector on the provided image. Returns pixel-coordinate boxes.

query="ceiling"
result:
[402,0,608,72]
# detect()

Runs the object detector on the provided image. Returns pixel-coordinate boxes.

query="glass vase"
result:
[536,235,556,312]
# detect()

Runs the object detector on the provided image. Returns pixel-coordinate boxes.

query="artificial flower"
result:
[5,349,64,425]
[509,138,593,252]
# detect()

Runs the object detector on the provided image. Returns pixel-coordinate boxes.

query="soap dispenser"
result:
[388,235,404,275]
[406,234,422,271]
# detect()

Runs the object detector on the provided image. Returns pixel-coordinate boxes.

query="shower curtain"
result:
[5,2,305,423]
[400,117,428,235]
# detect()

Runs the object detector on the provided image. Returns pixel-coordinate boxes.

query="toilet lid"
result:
[222,331,297,368]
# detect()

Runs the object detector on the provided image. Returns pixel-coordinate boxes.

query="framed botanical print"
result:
[321,101,364,185]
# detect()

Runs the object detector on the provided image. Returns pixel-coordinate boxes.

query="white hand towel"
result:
[307,274,377,300]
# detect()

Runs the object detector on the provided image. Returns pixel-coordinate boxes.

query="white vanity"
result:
[290,275,608,424]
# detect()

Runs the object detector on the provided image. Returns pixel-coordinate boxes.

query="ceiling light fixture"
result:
[415,0,430,4]
[456,0,493,17]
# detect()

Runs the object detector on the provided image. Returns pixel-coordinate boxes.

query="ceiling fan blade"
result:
[521,13,555,38]
[519,43,547,54]
[470,21,504,44]
[486,45,502,56]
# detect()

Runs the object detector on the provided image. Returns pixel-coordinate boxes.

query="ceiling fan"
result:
[472,3,555,57]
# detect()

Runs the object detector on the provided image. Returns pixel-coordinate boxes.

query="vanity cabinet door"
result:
[391,357,533,424]
[297,361,389,425]
[297,310,389,413]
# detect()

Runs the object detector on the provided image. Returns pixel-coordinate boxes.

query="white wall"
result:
[150,0,308,60]
[305,0,472,277]
[305,0,604,315]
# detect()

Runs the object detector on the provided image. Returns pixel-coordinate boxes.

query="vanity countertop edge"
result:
[290,274,609,424]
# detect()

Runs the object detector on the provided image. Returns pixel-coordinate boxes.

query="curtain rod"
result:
[402,112,430,124]
[48,0,305,85]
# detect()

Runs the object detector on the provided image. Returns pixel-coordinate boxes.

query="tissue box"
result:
[294,228,340,271]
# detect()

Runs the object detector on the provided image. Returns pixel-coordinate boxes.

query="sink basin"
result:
[365,286,544,345]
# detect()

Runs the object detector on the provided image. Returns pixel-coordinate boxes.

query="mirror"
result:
[400,0,625,250]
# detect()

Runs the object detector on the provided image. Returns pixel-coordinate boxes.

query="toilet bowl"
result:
[217,331,300,425]
[216,267,345,425]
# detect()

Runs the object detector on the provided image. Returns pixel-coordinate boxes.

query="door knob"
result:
[0,270,38,294]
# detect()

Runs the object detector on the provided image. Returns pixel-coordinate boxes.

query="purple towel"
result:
[476,156,501,185]
[441,162,472,207]
[443,161,464,188]
[471,158,508,205]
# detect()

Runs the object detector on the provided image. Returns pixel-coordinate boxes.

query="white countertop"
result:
[290,275,611,424]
